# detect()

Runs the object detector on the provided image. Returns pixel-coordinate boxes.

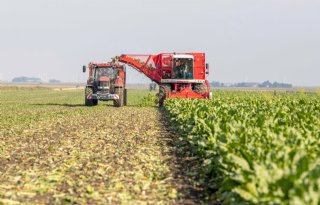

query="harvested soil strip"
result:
[0,105,205,204]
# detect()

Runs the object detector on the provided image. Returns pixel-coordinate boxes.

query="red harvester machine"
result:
[113,53,211,106]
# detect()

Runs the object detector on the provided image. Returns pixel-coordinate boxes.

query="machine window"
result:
[173,58,194,79]
[95,67,116,80]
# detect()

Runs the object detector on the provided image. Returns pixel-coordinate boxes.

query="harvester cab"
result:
[172,55,194,79]
[82,62,127,107]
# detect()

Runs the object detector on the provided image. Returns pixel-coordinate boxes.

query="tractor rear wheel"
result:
[85,87,98,106]
[158,84,170,107]
[113,87,124,107]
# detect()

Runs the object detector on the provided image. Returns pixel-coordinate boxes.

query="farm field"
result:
[0,87,203,204]
[165,91,320,205]
[1,87,320,205]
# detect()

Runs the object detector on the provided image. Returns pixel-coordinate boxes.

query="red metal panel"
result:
[99,76,110,81]
[168,87,208,99]
[188,53,206,80]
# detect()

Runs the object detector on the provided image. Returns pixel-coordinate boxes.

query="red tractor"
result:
[112,53,211,106]
[82,62,127,107]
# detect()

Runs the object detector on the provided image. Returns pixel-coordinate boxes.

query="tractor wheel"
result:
[85,87,98,106]
[194,83,207,94]
[158,84,170,107]
[113,87,124,107]
[124,89,128,106]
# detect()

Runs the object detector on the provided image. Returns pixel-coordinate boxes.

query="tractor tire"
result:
[113,87,124,107]
[85,87,98,106]
[124,89,128,106]
[194,83,207,94]
[158,84,170,107]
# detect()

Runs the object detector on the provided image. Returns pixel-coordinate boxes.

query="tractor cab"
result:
[93,66,117,91]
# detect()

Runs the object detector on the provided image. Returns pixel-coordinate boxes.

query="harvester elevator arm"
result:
[114,54,162,84]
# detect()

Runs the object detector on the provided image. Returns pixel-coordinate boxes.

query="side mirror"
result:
[206,63,209,75]
[82,65,87,73]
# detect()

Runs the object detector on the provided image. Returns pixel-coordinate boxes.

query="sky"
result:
[0,0,319,86]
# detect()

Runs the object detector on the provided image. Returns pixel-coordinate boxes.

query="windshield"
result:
[173,58,194,79]
[94,67,116,80]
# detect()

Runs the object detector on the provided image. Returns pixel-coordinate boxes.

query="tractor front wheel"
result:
[85,87,98,106]
[113,87,124,107]
[124,89,128,106]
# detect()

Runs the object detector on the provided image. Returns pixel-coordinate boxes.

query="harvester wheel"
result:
[194,83,207,94]
[158,84,170,107]
[85,87,98,106]
[113,87,124,107]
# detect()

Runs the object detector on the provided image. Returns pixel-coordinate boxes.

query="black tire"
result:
[158,84,170,107]
[85,87,98,106]
[113,87,124,107]
[194,83,207,94]
[124,89,127,106]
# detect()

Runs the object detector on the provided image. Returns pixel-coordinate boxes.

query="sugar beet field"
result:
[0,87,320,205]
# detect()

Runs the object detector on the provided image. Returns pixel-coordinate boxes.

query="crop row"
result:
[164,91,320,205]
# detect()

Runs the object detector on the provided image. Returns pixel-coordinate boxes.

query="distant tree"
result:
[49,79,61,84]
[12,76,41,83]
[259,81,273,88]
[259,81,292,88]
[273,82,292,88]
[211,81,223,87]
[234,82,259,87]
[210,80,292,88]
